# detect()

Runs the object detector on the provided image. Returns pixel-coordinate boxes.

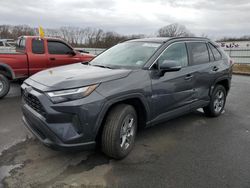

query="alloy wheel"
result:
[120,115,135,150]
[213,90,225,113]
[0,80,4,93]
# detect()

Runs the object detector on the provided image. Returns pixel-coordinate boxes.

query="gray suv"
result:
[21,37,233,159]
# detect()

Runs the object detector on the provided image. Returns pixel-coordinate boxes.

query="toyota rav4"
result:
[21,37,233,159]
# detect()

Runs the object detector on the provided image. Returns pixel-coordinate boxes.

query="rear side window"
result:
[32,39,45,54]
[48,41,72,54]
[208,43,222,61]
[17,38,26,50]
[158,42,188,67]
[187,42,209,65]
[0,41,3,46]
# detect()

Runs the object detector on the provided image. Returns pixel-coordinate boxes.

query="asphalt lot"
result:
[0,75,250,188]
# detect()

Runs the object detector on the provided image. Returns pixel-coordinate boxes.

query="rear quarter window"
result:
[16,38,26,50]
[207,43,215,61]
[208,43,222,61]
[20,39,26,49]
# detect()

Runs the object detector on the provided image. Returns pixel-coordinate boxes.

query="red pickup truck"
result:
[0,36,94,98]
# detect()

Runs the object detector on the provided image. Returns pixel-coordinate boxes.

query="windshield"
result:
[90,42,161,69]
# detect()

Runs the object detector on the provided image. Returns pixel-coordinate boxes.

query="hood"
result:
[27,63,132,91]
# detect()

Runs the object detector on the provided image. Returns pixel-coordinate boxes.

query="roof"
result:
[19,36,63,40]
[129,37,209,43]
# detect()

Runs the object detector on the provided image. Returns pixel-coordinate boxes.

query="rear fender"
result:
[209,76,230,96]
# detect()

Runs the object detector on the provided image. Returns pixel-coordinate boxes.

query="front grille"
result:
[23,92,46,117]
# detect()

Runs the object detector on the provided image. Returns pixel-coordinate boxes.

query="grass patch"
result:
[233,64,250,75]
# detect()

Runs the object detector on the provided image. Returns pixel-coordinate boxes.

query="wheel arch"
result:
[94,94,150,142]
[210,77,231,96]
[0,63,15,80]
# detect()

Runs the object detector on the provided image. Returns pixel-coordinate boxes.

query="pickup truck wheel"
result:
[0,74,10,99]
[203,85,226,117]
[102,104,137,159]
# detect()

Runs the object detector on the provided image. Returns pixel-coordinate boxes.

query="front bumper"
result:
[22,105,96,150]
[21,82,106,151]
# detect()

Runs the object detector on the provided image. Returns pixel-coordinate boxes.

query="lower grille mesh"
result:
[23,93,46,117]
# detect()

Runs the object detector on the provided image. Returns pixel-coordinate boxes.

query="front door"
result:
[150,42,196,121]
[47,40,81,67]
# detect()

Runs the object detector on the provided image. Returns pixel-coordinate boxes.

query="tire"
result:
[102,104,137,159]
[0,73,10,99]
[203,85,227,117]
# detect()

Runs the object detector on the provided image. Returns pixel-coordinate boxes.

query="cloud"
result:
[0,0,250,38]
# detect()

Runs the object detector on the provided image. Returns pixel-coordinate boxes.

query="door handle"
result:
[185,74,193,80]
[50,57,56,61]
[212,66,219,72]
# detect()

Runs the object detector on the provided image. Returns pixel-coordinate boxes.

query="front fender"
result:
[92,93,150,138]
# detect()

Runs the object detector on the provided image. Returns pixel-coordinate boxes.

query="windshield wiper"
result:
[91,64,112,69]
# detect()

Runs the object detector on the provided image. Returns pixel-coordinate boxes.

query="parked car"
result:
[0,39,16,53]
[0,36,94,98]
[21,37,233,159]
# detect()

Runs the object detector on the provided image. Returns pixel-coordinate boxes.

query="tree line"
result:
[0,23,195,48]
[0,24,146,48]
[2,23,247,48]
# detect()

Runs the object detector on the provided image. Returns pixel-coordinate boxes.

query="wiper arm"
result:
[91,64,112,69]
[81,61,89,65]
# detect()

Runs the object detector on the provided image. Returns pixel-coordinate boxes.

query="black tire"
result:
[203,85,227,117]
[102,104,137,159]
[0,73,10,99]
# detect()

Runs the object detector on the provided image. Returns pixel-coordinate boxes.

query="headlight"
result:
[47,84,98,103]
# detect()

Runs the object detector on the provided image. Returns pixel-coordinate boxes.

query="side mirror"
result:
[159,60,182,74]
[67,50,77,56]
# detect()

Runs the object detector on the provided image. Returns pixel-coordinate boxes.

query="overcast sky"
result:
[0,0,250,39]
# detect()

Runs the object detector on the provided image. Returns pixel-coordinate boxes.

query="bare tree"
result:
[11,25,35,39]
[45,28,61,38]
[157,23,193,37]
[83,28,105,47]
[74,28,85,46]
[0,25,35,39]
[0,25,11,39]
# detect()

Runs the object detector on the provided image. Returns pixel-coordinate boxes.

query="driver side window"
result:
[48,41,73,55]
[158,42,188,67]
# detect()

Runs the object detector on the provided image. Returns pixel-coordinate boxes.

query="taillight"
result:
[229,59,234,66]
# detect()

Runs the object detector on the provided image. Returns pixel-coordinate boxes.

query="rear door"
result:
[150,42,196,121]
[186,42,217,104]
[207,43,224,79]
[47,40,81,67]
